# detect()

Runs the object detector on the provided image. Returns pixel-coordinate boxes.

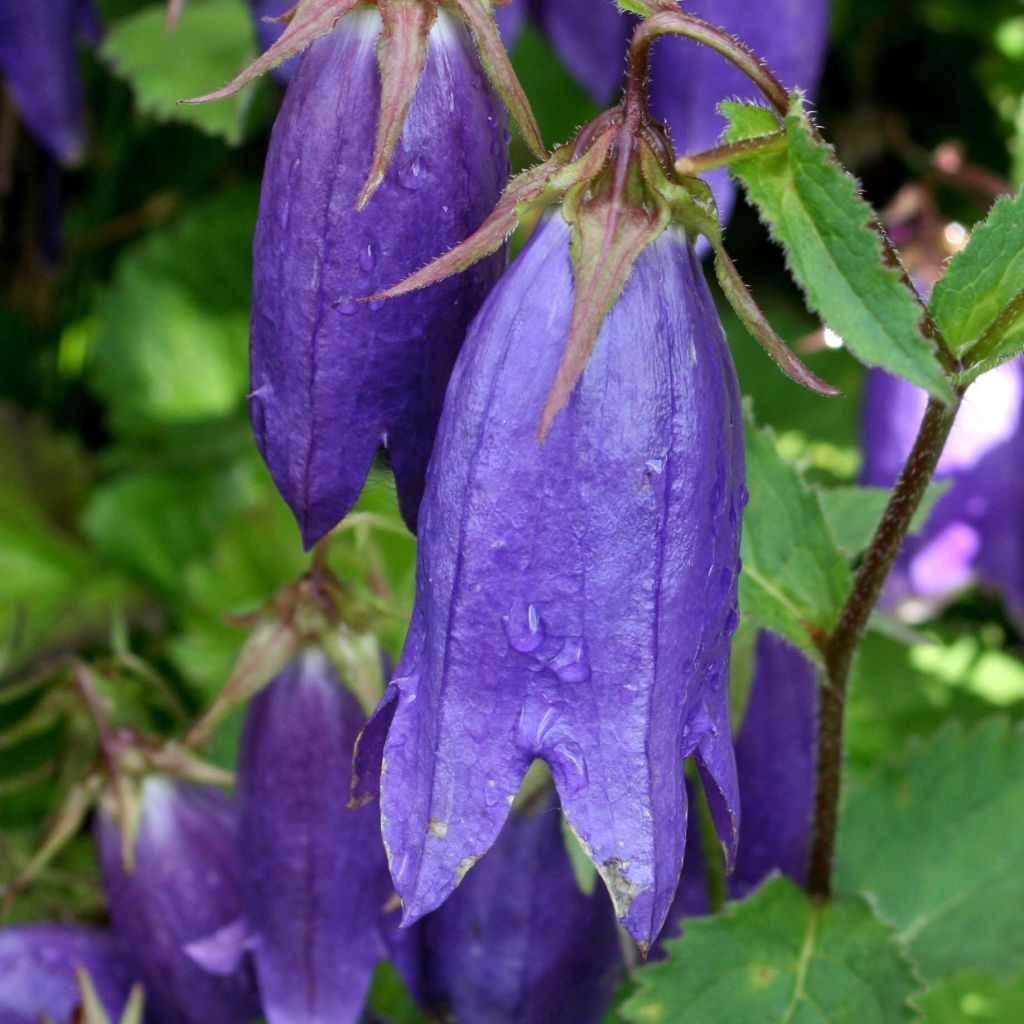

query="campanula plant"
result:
[188,0,543,546]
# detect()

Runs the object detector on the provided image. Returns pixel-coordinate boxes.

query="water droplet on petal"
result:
[548,637,590,683]
[359,241,377,271]
[550,740,589,796]
[399,155,427,191]
[368,299,385,312]
[503,597,545,653]
[334,298,359,316]
[738,484,751,508]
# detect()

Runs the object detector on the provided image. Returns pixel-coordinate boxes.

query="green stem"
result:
[961,286,1024,370]
[807,393,962,899]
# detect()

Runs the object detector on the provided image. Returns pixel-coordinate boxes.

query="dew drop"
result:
[551,740,589,795]
[359,241,377,271]
[334,297,359,316]
[724,607,740,637]
[399,155,427,191]
[503,597,545,653]
[738,484,750,508]
[368,299,385,312]
[548,637,590,683]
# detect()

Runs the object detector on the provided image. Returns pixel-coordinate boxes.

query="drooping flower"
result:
[862,360,1024,618]
[248,8,511,546]
[0,0,101,164]
[0,926,139,1024]
[411,791,623,1023]
[730,631,818,895]
[364,210,745,946]
[233,650,396,1024]
[96,778,260,1024]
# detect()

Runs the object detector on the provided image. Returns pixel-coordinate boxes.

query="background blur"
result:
[1,0,1023,973]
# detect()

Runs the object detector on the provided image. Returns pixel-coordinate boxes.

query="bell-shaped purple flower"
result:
[0,925,138,1024]
[250,8,508,546]
[366,212,745,948]
[235,650,395,1024]
[649,0,831,220]
[0,0,101,164]
[730,631,818,896]
[411,793,622,1023]
[862,361,1024,617]
[96,778,260,1024]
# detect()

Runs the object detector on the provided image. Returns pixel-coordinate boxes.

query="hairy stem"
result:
[807,393,962,898]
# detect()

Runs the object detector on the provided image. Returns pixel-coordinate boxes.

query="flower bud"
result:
[415,793,622,1023]
[96,778,260,1024]
[236,650,395,1024]
[370,211,745,947]
[250,8,508,546]
[862,361,1024,618]
[0,926,137,1024]
[0,0,101,164]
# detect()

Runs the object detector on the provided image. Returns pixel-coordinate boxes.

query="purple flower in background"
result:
[649,0,830,221]
[250,8,508,547]
[862,361,1024,618]
[0,0,101,164]
[365,212,745,948]
[0,926,139,1024]
[248,0,295,83]
[411,792,623,1023]
[97,779,260,1024]
[655,631,819,945]
[499,0,830,222]
[730,631,818,895]
[234,650,395,1024]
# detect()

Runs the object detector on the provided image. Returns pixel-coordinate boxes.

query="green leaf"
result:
[621,877,920,1024]
[837,719,1024,980]
[915,970,1024,1023]
[102,0,259,144]
[82,458,262,595]
[740,418,850,660]
[89,187,258,437]
[818,483,949,558]
[724,98,953,400]
[929,189,1024,375]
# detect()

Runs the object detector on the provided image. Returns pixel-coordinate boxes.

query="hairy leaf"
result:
[621,877,919,1024]
[725,98,953,400]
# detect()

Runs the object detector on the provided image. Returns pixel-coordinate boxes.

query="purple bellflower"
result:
[0,925,139,1024]
[862,361,1024,619]
[0,0,101,164]
[97,778,260,1024]
[412,792,623,1023]
[232,650,396,1024]
[360,121,747,946]
[730,631,818,896]
[249,9,509,546]
[188,0,543,548]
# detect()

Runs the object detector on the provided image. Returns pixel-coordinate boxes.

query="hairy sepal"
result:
[181,0,360,102]
[448,0,544,158]
[358,0,436,209]
[371,128,617,301]
[541,150,671,438]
